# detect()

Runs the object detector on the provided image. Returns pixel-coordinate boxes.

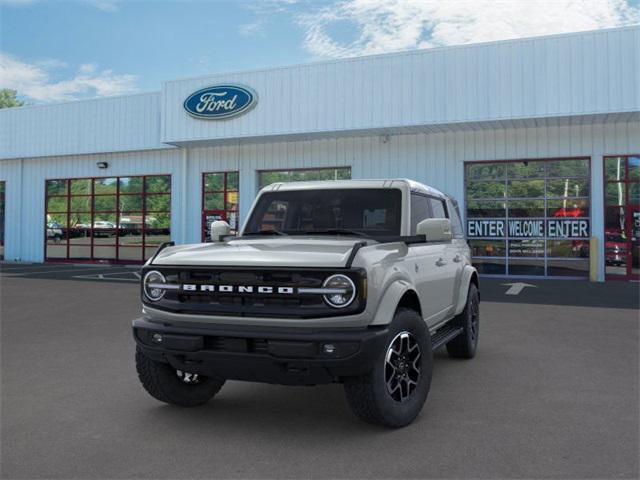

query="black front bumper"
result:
[133,318,389,386]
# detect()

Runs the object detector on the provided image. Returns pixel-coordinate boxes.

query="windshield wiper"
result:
[243,229,287,236]
[295,229,370,238]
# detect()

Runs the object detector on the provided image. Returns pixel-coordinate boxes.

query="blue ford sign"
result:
[183,84,257,119]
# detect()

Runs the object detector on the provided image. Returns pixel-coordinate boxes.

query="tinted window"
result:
[429,198,447,219]
[245,189,401,236]
[410,194,430,234]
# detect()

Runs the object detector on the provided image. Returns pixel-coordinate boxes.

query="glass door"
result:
[604,156,639,280]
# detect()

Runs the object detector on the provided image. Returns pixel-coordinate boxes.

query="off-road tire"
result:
[446,283,479,359]
[135,346,225,407]
[343,308,433,428]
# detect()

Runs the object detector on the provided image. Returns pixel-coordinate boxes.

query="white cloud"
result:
[0,53,138,102]
[239,19,266,36]
[298,0,640,58]
[86,0,119,12]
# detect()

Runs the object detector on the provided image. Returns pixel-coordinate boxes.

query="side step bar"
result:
[430,323,464,350]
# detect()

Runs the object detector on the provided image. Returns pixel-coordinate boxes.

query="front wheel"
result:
[343,308,433,428]
[135,346,225,407]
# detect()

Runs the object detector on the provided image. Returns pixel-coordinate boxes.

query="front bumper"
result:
[133,317,389,386]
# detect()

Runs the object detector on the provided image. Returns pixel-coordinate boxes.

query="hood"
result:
[151,237,367,268]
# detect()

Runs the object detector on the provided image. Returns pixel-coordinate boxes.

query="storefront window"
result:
[603,156,639,279]
[202,171,239,240]
[465,158,591,277]
[45,175,171,263]
[258,167,351,189]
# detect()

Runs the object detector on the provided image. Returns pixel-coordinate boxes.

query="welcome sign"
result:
[467,219,590,239]
[184,84,257,119]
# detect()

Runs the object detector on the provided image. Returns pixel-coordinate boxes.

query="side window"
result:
[410,194,431,234]
[429,198,447,219]
[448,199,465,239]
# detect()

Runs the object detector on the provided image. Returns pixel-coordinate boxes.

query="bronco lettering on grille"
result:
[182,284,295,294]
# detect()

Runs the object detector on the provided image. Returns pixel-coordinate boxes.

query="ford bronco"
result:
[133,179,480,427]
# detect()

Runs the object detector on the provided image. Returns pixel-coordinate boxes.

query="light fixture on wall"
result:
[96,162,109,169]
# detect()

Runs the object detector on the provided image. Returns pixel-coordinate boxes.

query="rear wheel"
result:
[344,308,433,428]
[446,283,479,359]
[135,346,225,407]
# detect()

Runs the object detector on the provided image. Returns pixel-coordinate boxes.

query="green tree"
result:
[0,89,24,109]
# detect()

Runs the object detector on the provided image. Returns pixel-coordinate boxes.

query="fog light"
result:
[152,333,163,344]
[323,343,336,355]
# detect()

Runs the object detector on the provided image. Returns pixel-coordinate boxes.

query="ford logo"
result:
[183,84,257,120]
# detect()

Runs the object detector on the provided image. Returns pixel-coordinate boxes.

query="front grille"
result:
[142,267,366,319]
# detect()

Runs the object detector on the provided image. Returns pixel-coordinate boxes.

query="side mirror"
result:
[210,220,231,243]
[416,218,452,243]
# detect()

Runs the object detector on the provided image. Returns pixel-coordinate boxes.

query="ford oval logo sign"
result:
[183,84,257,120]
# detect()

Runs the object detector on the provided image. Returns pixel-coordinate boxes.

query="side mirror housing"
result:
[416,218,452,243]
[210,220,231,243]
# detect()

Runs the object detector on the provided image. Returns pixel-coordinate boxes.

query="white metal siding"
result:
[3,120,636,282]
[162,27,639,145]
[0,92,168,160]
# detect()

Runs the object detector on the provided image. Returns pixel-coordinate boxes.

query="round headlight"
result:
[322,274,356,308]
[143,270,166,302]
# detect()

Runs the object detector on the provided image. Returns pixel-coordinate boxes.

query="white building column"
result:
[239,162,256,230]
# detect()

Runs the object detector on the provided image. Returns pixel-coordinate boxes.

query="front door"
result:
[604,156,639,280]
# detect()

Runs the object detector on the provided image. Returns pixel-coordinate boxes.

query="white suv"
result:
[133,179,479,427]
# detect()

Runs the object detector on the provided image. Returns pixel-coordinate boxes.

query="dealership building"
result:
[0,26,638,281]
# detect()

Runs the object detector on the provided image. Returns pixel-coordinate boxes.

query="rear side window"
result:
[410,194,431,234]
[429,198,447,219]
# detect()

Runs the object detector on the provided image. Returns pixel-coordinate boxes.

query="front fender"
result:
[370,279,413,326]
[454,265,479,315]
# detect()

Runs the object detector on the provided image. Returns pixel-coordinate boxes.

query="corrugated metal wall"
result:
[0,92,168,160]
[2,120,638,280]
[162,27,639,144]
[2,27,637,161]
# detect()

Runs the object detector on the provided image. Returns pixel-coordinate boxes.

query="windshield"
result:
[244,188,402,237]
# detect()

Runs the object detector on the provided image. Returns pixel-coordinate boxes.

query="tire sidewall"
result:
[371,309,433,427]
[136,347,224,406]
[463,284,479,355]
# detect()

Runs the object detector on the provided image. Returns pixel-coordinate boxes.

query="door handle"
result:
[453,255,463,263]
[435,258,447,267]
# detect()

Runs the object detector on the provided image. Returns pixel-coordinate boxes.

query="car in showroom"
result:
[132,179,480,427]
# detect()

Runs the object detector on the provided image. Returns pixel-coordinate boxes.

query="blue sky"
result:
[1,0,639,103]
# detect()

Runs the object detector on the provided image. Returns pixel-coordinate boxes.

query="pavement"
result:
[1,263,638,479]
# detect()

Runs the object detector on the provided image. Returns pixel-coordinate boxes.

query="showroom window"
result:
[465,158,591,277]
[603,155,639,280]
[202,171,239,240]
[45,175,171,263]
[0,181,4,260]
[257,167,351,189]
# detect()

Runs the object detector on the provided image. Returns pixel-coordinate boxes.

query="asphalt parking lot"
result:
[1,263,638,479]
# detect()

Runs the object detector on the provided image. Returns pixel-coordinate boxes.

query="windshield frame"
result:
[241,187,406,238]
